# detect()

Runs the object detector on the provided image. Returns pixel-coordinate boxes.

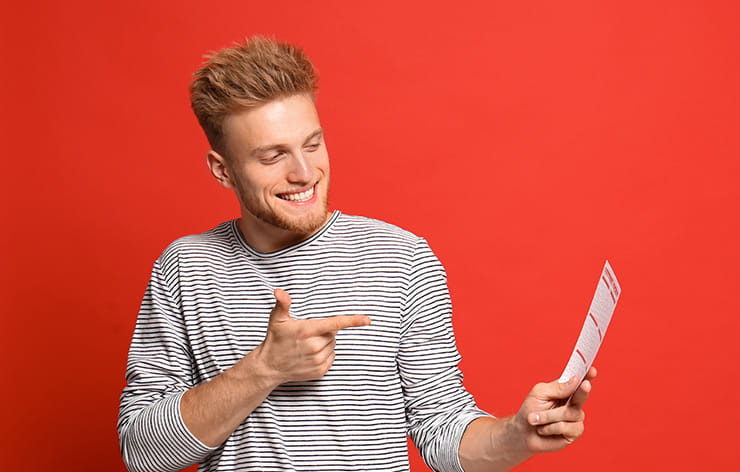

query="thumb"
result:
[269,288,292,324]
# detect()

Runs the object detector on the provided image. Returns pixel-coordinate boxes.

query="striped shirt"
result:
[118,211,489,472]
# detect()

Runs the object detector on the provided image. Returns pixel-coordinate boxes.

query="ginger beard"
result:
[233,171,330,236]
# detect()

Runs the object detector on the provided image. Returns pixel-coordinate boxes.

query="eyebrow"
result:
[251,128,323,157]
[304,128,324,144]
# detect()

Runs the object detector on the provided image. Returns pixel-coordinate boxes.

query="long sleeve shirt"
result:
[118,211,490,472]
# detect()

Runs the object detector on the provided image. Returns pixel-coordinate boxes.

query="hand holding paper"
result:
[459,262,621,470]
[510,261,620,453]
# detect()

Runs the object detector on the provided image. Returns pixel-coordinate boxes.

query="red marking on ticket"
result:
[588,312,603,341]
[576,349,587,363]
[602,276,617,304]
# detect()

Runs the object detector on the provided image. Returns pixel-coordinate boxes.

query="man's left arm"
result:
[458,368,596,471]
[399,239,492,472]
[399,238,597,471]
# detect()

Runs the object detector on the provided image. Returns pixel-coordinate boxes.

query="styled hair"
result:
[190,36,318,152]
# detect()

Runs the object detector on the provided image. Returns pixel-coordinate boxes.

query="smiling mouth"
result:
[277,185,315,202]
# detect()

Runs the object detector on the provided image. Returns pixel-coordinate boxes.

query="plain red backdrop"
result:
[2,0,739,470]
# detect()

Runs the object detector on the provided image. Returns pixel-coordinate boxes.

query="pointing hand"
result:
[255,289,371,384]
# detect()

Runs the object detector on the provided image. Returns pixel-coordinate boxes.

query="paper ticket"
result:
[558,261,621,384]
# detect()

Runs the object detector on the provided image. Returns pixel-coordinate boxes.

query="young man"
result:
[118,37,595,472]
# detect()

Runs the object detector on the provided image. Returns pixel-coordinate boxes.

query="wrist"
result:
[228,345,282,392]
[459,416,534,472]
[497,415,535,465]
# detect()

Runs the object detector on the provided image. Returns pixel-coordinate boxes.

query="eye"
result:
[262,152,286,164]
[305,142,320,152]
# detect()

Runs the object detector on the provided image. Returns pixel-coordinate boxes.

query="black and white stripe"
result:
[118,211,489,472]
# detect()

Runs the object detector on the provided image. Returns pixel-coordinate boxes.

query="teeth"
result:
[279,186,314,202]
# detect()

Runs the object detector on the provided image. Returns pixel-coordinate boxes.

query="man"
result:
[118,37,596,472]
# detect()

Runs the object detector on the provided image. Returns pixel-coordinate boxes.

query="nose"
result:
[287,153,312,183]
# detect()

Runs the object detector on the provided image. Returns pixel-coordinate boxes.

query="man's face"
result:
[214,94,330,243]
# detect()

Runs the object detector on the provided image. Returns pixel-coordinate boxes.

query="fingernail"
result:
[529,413,540,425]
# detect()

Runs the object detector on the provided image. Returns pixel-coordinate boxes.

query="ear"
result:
[206,150,235,189]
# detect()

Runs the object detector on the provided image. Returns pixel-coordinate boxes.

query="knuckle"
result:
[532,382,547,394]
[534,382,556,398]
[570,422,585,440]
[319,353,335,374]
[563,423,584,443]
[311,348,330,364]
[565,405,585,422]
[305,340,323,355]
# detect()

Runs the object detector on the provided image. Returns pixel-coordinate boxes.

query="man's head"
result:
[190,37,330,252]
[190,36,318,154]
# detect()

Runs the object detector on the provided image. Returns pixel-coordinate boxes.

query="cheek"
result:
[237,166,279,195]
[318,154,330,175]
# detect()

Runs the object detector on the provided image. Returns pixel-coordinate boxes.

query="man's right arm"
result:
[119,278,369,472]
[179,289,370,447]
[118,257,213,472]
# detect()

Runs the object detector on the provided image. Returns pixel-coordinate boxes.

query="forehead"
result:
[222,94,321,151]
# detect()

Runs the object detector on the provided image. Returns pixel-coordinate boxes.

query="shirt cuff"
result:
[444,409,493,472]
[122,392,217,472]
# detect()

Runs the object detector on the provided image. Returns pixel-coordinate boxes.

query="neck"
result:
[236,211,331,253]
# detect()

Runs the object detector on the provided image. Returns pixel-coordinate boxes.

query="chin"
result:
[277,209,328,234]
[255,200,328,235]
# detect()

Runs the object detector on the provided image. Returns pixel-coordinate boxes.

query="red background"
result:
[2,1,739,470]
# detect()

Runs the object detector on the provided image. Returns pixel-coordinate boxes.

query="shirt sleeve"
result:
[400,239,492,472]
[118,253,217,472]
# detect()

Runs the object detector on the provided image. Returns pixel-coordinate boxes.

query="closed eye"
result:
[262,152,286,163]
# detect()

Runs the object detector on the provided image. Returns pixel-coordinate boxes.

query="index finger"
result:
[571,367,597,407]
[306,315,371,335]
[570,379,592,407]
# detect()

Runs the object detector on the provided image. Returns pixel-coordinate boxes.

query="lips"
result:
[277,185,315,202]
